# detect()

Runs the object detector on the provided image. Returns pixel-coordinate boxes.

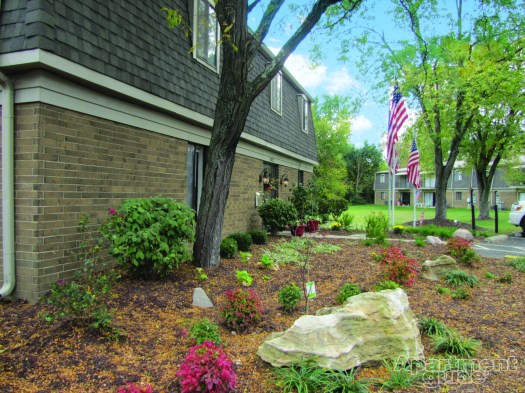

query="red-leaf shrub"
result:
[177,341,237,393]
[447,238,480,265]
[116,382,153,393]
[377,246,419,287]
[221,288,264,333]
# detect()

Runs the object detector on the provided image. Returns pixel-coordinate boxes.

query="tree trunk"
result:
[434,168,448,220]
[478,184,492,220]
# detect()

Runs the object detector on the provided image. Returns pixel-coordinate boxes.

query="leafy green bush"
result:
[336,283,361,304]
[419,317,450,336]
[451,288,470,299]
[221,288,264,333]
[259,254,276,269]
[414,236,426,247]
[248,229,269,245]
[404,225,456,239]
[338,211,354,230]
[101,196,195,278]
[497,272,513,284]
[239,251,252,263]
[364,212,389,243]
[236,270,253,286]
[432,329,481,358]
[189,318,222,345]
[447,238,481,266]
[227,232,253,252]
[380,359,422,391]
[278,283,303,312]
[392,225,405,234]
[445,269,479,287]
[505,257,525,272]
[258,198,298,234]
[436,286,451,295]
[373,280,401,291]
[220,237,238,258]
[290,182,318,222]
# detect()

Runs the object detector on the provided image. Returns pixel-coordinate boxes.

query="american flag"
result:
[386,84,408,171]
[407,138,421,188]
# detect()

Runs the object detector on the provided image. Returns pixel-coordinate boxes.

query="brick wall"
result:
[10,103,188,302]
[1,103,311,301]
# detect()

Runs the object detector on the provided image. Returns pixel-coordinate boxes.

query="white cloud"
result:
[351,115,373,133]
[267,47,359,95]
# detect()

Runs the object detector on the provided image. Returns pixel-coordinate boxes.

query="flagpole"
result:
[391,157,396,227]
[413,185,417,228]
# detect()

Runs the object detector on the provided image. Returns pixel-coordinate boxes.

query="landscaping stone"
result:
[483,235,508,243]
[426,236,447,245]
[421,255,458,281]
[257,288,424,370]
[192,287,214,308]
[452,228,474,242]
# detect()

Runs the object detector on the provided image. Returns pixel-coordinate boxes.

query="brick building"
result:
[0,0,316,302]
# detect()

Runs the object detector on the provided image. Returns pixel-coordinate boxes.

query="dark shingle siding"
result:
[0,0,317,161]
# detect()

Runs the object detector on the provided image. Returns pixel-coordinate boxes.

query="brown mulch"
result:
[1,235,524,392]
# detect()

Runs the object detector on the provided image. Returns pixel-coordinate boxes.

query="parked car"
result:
[509,201,525,235]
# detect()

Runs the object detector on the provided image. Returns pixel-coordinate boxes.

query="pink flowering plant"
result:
[177,341,237,393]
[221,288,264,333]
[116,382,153,393]
[377,246,419,287]
[101,196,195,278]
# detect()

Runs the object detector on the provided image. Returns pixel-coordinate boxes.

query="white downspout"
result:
[0,68,16,297]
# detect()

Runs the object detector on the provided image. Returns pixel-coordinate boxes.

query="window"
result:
[380,174,386,183]
[380,192,386,200]
[298,170,304,186]
[454,170,463,181]
[263,163,278,199]
[193,0,219,70]
[456,192,462,201]
[298,95,309,133]
[270,72,282,115]
[423,176,436,188]
[187,144,205,213]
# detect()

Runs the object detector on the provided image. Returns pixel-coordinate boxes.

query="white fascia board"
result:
[11,69,316,171]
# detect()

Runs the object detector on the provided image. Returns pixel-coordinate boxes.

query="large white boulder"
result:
[257,289,424,370]
[452,228,474,242]
[421,255,458,281]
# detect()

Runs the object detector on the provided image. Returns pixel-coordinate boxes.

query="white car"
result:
[509,201,525,235]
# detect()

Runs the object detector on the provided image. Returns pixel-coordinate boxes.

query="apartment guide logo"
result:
[394,355,518,388]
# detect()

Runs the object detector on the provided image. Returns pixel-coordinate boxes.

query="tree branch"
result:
[248,0,286,58]
[247,0,262,13]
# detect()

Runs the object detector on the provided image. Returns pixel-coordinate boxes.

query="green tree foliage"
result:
[344,142,383,203]
[312,95,356,203]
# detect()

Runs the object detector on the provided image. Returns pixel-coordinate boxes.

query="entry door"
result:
[187,144,205,213]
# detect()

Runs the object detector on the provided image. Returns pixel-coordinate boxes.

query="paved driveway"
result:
[473,233,525,258]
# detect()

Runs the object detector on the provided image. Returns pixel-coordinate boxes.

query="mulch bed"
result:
[1,234,524,392]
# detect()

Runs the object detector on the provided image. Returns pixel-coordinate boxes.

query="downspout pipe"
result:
[0,69,16,297]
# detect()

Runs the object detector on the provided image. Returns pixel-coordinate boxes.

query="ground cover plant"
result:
[1,235,524,392]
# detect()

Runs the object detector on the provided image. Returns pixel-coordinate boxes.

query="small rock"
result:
[421,255,458,281]
[426,236,446,245]
[452,228,474,242]
[483,235,508,243]
[192,287,214,308]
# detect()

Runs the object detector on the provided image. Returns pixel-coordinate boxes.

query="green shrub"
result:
[338,211,354,230]
[318,197,348,218]
[497,272,513,284]
[289,182,318,222]
[437,286,451,295]
[239,251,252,263]
[364,212,389,243]
[227,232,253,252]
[336,283,361,304]
[432,329,481,358]
[447,238,481,266]
[380,359,422,391]
[258,199,298,235]
[392,225,405,234]
[445,269,479,287]
[220,237,238,258]
[259,254,276,269]
[278,283,303,312]
[236,270,253,286]
[221,288,263,333]
[331,222,342,231]
[189,318,222,345]
[484,271,496,279]
[419,317,450,336]
[373,280,401,291]
[505,257,525,272]
[404,225,456,239]
[451,288,470,299]
[101,196,195,278]
[248,229,269,245]
[195,267,207,281]
[414,236,426,247]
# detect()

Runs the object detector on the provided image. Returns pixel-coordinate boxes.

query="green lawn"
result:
[340,204,518,235]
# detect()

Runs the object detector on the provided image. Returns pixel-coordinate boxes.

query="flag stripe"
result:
[386,84,408,171]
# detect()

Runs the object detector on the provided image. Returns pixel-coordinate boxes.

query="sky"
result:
[249,1,438,149]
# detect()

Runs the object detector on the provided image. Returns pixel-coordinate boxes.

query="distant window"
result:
[456,192,462,201]
[193,0,219,70]
[424,176,436,188]
[271,72,282,115]
[298,170,304,186]
[455,170,463,181]
[298,95,309,133]
[381,192,386,200]
[380,174,386,183]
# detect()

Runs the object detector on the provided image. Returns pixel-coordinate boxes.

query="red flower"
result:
[109,207,117,215]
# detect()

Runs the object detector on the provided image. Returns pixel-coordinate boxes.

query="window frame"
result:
[298,94,309,133]
[380,174,386,183]
[456,192,462,201]
[192,0,220,72]
[270,72,283,115]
